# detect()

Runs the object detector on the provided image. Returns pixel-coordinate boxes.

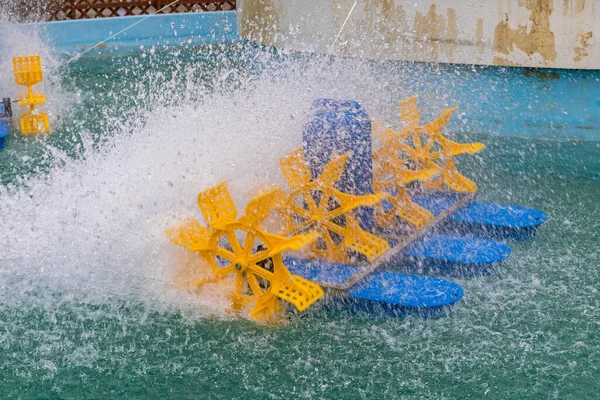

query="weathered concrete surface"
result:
[239,0,599,69]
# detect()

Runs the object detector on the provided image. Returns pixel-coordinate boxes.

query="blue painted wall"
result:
[401,63,600,141]
[0,12,238,56]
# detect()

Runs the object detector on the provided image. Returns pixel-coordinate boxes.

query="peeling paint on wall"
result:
[240,0,282,46]
[361,0,408,58]
[446,8,458,60]
[413,5,459,61]
[414,5,446,42]
[476,18,485,55]
[574,31,593,62]
[493,0,558,63]
[562,0,587,14]
[330,0,356,56]
[240,0,599,70]
[493,56,523,66]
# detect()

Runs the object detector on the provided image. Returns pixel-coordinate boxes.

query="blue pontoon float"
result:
[0,98,11,150]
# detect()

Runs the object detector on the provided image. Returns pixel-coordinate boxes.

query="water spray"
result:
[60,0,182,67]
[329,1,358,54]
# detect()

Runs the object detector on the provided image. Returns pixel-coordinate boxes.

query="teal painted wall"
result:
[399,63,600,141]
[0,12,238,56]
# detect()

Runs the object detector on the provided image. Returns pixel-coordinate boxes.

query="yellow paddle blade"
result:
[270,186,290,210]
[243,188,279,227]
[272,275,324,312]
[335,190,384,214]
[437,134,485,157]
[262,231,319,256]
[20,112,49,135]
[171,277,219,291]
[389,165,440,186]
[316,154,349,188]
[229,291,254,315]
[371,121,389,139]
[167,218,213,251]
[393,190,435,228]
[426,176,445,190]
[400,96,420,127]
[413,166,441,181]
[421,106,458,134]
[375,189,434,229]
[441,159,478,192]
[13,55,43,87]
[280,148,312,189]
[197,182,237,227]
[342,217,389,262]
[251,293,285,322]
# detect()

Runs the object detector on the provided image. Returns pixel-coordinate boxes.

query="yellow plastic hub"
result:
[17,94,46,107]
[342,217,390,262]
[166,218,213,252]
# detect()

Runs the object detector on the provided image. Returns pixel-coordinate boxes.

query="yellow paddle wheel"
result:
[276,149,389,263]
[372,97,485,230]
[168,182,324,323]
[12,56,50,135]
[372,145,438,230]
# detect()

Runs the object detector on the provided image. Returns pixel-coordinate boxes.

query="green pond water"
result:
[0,45,599,399]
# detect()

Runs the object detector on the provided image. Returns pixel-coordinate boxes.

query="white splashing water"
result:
[0,79,304,316]
[0,13,462,321]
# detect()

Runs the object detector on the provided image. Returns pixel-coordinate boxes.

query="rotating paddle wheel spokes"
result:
[374,96,485,194]
[277,149,389,263]
[168,182,324,323]
[372,145,438,229]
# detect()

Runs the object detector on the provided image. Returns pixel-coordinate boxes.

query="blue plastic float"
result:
[286,257,464,313]
[412,194,547,241]
[0,98,11,150]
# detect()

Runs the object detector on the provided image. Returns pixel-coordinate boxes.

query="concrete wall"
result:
[239,0,599,70]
